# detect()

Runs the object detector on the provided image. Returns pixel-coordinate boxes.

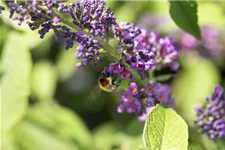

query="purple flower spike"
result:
[194,85,225,140]
[70,0,116,38]
[114,22,179,79]
[117,81,175,121]
[7,0,117,67]
[7,0,180,75]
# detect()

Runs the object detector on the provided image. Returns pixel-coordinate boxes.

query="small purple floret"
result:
[117,82,175,121]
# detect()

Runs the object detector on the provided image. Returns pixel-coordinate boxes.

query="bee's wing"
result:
[89,85,102,100]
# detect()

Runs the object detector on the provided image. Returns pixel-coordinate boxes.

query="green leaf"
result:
[1,32,32,135]
[23,30,53,50]
[56,47,78,82]
[143,104,188,150]
[31,61,57,101]
[0,20,9,57]
[14,119,79,150]
[93,122,119,150]
[25,103,92,149]
[114,133,142,150]
[93,121,143,150]
[1,133,18,150]
[169,0,201,40]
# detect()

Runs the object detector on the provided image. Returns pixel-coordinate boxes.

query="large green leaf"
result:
[1,133,18,150]
[93,122,119,150]
[31,61,57,101]
[93,121,143,150]
[114,132,142,150]
[23,30,53,50]
[14,119,79,150]
[169,0,201,40]
[143,104,188,150]
[56,47,78,82]
[0,20,9,57]
[1,32,32,136]
[25,102,92,149]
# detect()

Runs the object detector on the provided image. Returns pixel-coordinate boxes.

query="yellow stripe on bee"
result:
[98,77,114,92]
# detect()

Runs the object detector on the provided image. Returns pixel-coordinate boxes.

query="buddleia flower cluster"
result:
[7,0,117,67]
[6,0,179,74]
[117,82,175,121]
[176,26,225,59]
[6,0,179,121]
[194,85,225,139]
[104,23,179,80]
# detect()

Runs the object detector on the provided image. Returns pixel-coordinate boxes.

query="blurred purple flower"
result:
[136,13,170,32]
[177,26,225,59]
[194,85,225,139]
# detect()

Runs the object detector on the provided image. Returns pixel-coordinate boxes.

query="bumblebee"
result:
[98,71,121,92]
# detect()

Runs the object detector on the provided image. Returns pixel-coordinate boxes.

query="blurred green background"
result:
[1,1,225,150]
